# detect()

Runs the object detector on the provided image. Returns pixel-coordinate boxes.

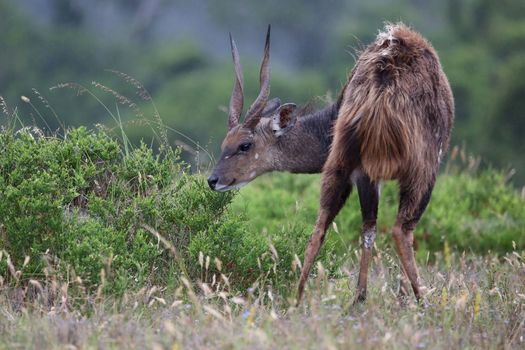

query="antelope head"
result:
[208,26,298,192]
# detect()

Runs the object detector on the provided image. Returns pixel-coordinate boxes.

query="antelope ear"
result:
[272,103,297,136]
[261,97,281,118]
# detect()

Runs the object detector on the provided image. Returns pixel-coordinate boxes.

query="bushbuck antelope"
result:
[208,24,454,304]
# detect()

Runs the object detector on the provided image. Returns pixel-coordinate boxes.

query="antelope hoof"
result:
[353,289,367,305]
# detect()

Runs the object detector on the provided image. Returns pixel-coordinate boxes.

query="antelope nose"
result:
[207,175,219,190]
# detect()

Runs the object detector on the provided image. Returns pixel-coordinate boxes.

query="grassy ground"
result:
[1,246,523,349]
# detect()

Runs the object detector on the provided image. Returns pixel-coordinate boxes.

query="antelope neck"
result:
[273,103,339,174]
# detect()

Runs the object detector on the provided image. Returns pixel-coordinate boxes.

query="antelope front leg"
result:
[355,223,376,303]
[354,175,379,303]
[296,166,353,305]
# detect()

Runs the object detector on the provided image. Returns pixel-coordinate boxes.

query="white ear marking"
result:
[255,153,259,160]
[272,115,286,136]
[271,115,281,131]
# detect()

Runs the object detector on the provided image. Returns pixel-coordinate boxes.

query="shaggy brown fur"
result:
[337,23,453,200]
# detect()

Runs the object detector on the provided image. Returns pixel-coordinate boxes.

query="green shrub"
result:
[421,170,525,255]
[1,126,332,292]
[231,168,525,260]
[0,127,241,292]
[1,126,523,294]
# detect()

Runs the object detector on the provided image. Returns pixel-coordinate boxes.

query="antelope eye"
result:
[239,142,252,152]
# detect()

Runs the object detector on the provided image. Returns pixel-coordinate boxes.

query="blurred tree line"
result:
[1,0,524,183]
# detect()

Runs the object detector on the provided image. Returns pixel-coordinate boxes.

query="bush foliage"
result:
[0,127,524,293]
[0,127,335,292]
[0,127,230,291]
[231,162,525,261]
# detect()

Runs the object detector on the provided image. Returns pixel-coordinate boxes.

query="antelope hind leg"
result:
[296,167,353,305]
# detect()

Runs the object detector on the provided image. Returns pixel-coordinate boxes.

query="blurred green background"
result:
[1,0,524,184]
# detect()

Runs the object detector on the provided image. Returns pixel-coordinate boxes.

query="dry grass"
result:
[1,247,524,350]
